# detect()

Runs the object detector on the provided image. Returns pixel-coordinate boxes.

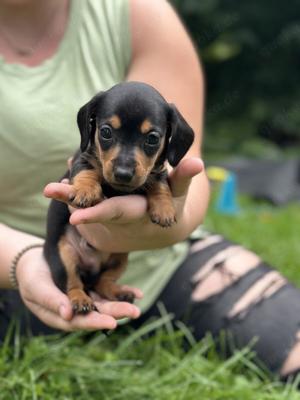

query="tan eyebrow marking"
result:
[108,115,121,129]
[140,119,153,134]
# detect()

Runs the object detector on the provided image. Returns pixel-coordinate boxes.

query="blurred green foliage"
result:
[171,0,300,155]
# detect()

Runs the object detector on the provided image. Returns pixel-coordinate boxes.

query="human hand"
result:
[44,157,204,253]
[16,246,142,331]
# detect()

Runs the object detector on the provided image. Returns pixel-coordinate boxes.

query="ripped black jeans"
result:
[133,235,300,379]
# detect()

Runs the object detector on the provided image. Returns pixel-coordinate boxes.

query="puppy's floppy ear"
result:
[167,104,195,167]
[77,92,104,152]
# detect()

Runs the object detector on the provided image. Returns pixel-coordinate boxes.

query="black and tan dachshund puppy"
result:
[44,81,194,315]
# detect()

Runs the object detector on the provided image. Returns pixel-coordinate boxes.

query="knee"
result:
[280,330,300,380]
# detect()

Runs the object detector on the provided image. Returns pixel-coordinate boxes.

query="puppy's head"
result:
[77,81,194,191]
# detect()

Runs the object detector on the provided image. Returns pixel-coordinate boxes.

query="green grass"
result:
[1,317,300,400]
[205,196,300,285]
[1,196,300,399]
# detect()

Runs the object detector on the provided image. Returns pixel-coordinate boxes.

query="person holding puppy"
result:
[0,0,299,379]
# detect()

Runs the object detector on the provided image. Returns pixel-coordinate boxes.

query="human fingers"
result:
[43,182,73,203]
[90,285,144,319]
[26,286,142,330]
[69,194,148,225]
[20,267,119,330]
[19,267,74,321]
[169,157,204,198]
[26,301,118,331]
[33,292,142,330]
[17,248,74,321]
[90,297,141,320]
[118,285,144,299]
[22,275,137,330]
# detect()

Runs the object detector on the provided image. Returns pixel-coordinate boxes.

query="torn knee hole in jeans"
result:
[280,331,300,377]
[227,271,287,321]
[191,246,261,302]
[189,235,224,254]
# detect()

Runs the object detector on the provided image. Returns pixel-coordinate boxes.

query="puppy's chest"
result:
[64,225,110,274]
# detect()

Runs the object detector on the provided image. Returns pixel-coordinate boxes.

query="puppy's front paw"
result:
[69,184,103,208]
[149,203,177,228]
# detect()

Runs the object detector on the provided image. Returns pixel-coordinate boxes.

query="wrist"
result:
[12,244,44,289]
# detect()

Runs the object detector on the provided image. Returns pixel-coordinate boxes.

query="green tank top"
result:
[0,0,204,312]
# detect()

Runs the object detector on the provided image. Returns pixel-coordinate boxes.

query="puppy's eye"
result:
[145,132,160,146]
[100,125,112,140]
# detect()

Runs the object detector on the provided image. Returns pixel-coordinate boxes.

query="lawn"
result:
[1,197,300,399]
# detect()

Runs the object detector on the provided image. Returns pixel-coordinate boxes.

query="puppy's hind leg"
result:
[94,253,136,303]
[58,235,97,315]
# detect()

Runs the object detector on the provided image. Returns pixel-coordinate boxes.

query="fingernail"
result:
[132,306,141,319]
[59,304,66,315]
[59,304,71,320]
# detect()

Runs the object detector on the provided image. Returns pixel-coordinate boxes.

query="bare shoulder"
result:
[129,0,176,23]
[129,0,195,56]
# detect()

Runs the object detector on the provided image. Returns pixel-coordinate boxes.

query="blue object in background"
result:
[216,172,240,215]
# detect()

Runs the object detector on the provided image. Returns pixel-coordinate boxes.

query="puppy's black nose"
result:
[114,166,134,183]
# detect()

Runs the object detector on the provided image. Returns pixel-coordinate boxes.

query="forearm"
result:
[0,223,43,289]
[182,169,210,234]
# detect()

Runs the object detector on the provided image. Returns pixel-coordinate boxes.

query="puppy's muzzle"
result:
[113,165,135,184]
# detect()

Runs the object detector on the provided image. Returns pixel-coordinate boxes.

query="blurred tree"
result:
[171,0,300,155]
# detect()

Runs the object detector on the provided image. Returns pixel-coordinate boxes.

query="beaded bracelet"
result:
[9,244,44,289]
